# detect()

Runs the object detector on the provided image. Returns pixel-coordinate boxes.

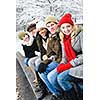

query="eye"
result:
[51,24,54,26]
[47,25,50,28]
[61,26,65,29]
[67,25,71,28]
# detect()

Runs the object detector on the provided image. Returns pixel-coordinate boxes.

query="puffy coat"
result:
[69,30,83,79]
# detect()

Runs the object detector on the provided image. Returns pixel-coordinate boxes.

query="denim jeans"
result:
[48,67,83,92]
[39,61,60,95]
[57,70,83,92]
[57,70,73,91]
[47,68,62,92]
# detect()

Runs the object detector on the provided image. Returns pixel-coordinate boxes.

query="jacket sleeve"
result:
[70,31,83,67]
[22,45,29,57]
[57,62,72,73]
[47,38,62,63]
[36,36,47,58]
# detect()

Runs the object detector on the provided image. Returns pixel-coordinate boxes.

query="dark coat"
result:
[36,34,49,59]
[22,37,39,58]
[37,32,62,73]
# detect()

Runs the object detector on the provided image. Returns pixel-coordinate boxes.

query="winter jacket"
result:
[69,30,83,79]
[37,32,62,73]
[57,29,83,79]
[46,32,62,63]
[36,34,48,59]
[22,37,39,58]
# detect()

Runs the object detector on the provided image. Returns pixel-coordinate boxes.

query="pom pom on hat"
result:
[58,13,74,27]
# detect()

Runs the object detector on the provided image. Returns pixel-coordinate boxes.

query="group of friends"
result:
[18,13,83,100]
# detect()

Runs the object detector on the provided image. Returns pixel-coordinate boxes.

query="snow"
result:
[16,0,83,54]
[16,0,83,31]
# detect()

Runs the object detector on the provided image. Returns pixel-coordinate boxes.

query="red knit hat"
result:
[58,13,74,27]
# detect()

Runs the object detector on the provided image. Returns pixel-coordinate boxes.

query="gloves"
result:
[38,62,48,73]
[57,62,72,73]
[42,55,48,61]
[48,55,55,61]
[35,51,41,56]
[24,58,29,66]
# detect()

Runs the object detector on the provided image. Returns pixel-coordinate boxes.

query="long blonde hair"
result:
[59,24,82,44]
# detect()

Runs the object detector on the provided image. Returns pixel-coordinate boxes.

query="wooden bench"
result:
[16,51,83,100]
[16,52,51,100]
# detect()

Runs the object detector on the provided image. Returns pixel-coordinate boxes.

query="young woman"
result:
[18,32,41,84]
[47,13,83,100]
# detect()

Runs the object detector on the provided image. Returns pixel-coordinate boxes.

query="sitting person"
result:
[18,31,41,84]
[27,24,48,100]
[47,13,83,100]
[37,16,65,100]
[36,27,50,61]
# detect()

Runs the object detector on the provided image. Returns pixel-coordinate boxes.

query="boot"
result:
[77,86,83,100]
[78,91,83,100]
[64,87,79,100]
[75,81,83,100]
[50,94,65,100]
[37,73,48,100]
[37,91,47,100]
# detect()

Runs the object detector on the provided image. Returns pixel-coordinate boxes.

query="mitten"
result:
[38,62,48,73]
[57,62,72,73]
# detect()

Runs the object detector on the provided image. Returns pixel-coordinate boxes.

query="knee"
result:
[57,74,63,86]
[28,59,34,66]
[47,72,54,84]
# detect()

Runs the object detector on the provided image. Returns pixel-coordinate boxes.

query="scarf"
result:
[21,34,34,46]
[64,34,76,62]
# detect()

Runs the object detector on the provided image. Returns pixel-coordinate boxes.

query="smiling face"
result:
[46,22,57,34]
[39,28,47,38]
[28,27,37,37]
[60,23,73,36]
[22,34,30,42]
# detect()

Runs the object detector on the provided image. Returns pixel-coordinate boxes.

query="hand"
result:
[48,55,55,61]
[42,55,48,61]
[57,62,72,73]
[35,51,41,56]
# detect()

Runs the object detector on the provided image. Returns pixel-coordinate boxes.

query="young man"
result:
[38,16,64,100]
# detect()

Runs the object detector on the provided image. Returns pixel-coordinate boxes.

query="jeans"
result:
[57,70,73,91]
[57,70,83,92]
[48,67,83,92]
[47,68,62,92]
[39,61,60,95]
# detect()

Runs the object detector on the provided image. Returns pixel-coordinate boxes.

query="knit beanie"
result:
[18,32,27,40]
[58,13,74,27]
[45,15,58,25]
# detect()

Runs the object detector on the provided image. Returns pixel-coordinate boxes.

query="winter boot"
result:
[50,94,65,100]
[37,73,48,100]
[64,87,79,100]
[77,86,83,100]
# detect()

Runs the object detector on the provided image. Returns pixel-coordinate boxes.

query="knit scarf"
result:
[64,34,76,62]
[21,34,34,46]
